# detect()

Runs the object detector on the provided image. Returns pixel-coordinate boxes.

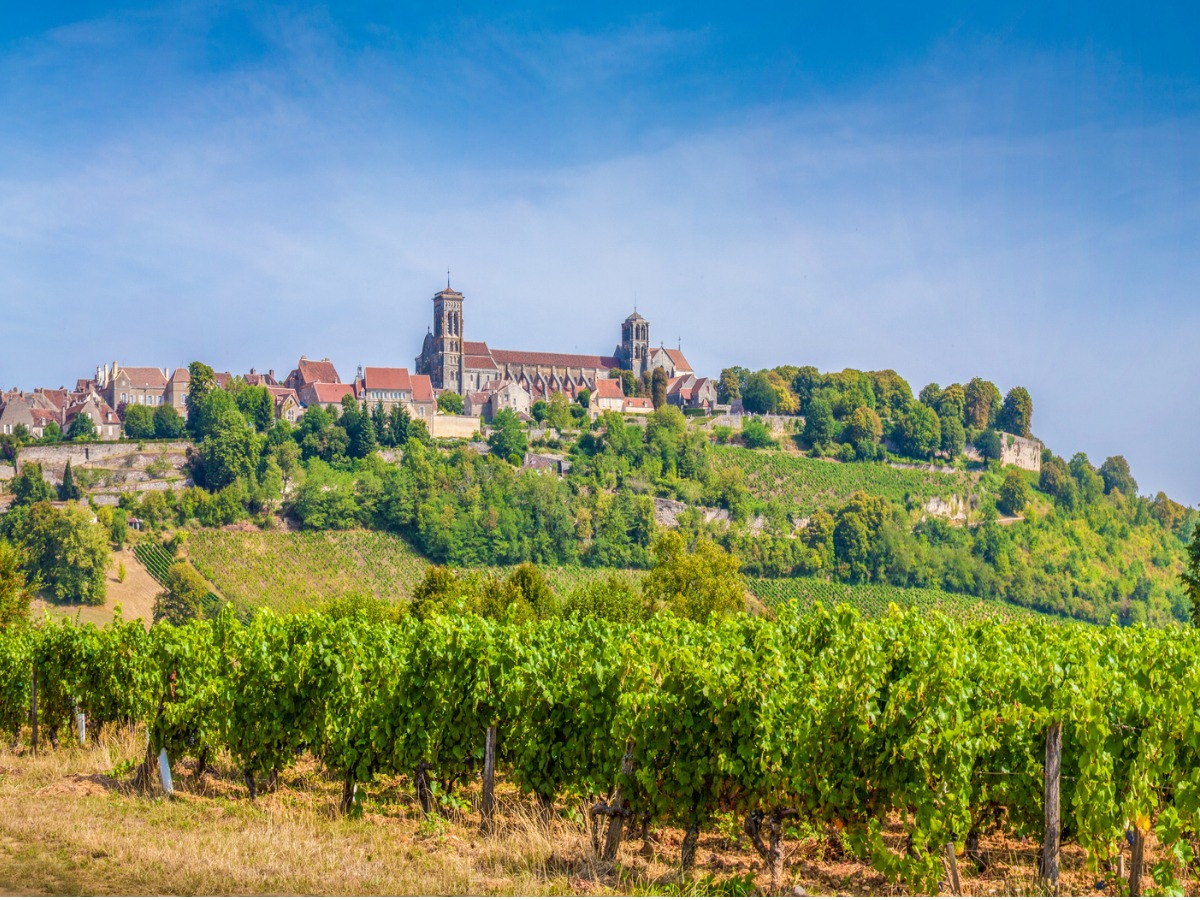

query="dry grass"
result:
[0,729,1188,896]
[28,550,157,631]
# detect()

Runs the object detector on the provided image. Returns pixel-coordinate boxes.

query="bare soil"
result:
[29,549,157,630]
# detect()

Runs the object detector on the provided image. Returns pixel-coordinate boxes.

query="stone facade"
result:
[415,284,697,403]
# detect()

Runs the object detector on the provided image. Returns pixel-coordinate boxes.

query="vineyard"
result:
[185,530,636,615]
[747,577,1050,623]
[133,541,224,618]
[710,445,975,514]
[2,607,1198,894]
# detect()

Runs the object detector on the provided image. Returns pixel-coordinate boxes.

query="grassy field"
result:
[0,729,1137,896]
[710,445,974,514]
[185,530,637,616]
[746,576,1052,623]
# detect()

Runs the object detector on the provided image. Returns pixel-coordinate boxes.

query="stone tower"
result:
[619,311,650,376]
[423,284,465,392]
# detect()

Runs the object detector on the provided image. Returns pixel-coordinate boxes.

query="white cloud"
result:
[0,15,1197,500]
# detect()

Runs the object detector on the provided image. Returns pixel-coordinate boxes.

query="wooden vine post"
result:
[1040,721,1062,891]
[1129,825,1145,897]
[943,841,962,896]
[480,724,497,833]
[600,740,635,861]
[29,666,38,756]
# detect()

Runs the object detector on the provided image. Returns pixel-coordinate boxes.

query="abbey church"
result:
[415,283,698,402]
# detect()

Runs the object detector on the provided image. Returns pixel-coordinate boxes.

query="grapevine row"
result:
[1,606,1197,892]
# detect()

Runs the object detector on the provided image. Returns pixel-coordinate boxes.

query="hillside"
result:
[745,576,1052,623]
[185,529,638,616]
[709,444,974,516]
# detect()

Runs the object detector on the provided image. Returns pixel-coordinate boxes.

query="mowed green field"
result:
[186,529,637,616]
[745,576,1051,623]
[709,445,974,514]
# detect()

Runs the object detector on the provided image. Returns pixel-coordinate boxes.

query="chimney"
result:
[250,368,257,375]
[268,369,275,380]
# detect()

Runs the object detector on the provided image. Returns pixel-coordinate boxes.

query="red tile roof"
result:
[593,378,625,401]
[464,355,500,370]
[491,349,620,370]
[410,375,435,404]
[462,341,492,355]
[624,397,654,411]
[292,357,342,386]
[170,368,190,383]
[662,348,693,373]
[305,383,357,405]
[118,366,168,388]
[360,367,413,391]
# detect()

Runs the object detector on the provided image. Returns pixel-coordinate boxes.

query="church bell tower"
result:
[620,310,650,376]
[432,281,464,392]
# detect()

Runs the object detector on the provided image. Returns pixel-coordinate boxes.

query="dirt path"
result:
[30,548,158,630]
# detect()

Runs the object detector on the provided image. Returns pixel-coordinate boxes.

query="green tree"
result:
[199,407,261,490]
[123,404,155,439]
[437,391,464,415]
[1039,456,1077,508]
[998,468,1031,516]
[185,361,218,437]
[843,405,883,445]
[918,383,942,407]
[717,368,743,404]
[894,402,941,458]
[235,384,275,432]
[10,462,55,507]
[803,396,836,447]
[153,403,186,439]
[22,501,109,605]
[67,412,97,441]
[41,421,62,443]
[0,540,33,631]
[940,414,966,458]
[1069,453,1105,505]
[609,368,640,398]
[975,428,1003,464]
[741,418,777,449]
[869,369,913,419]
[544,392,573,431]
[651,367,669,409]
[832,491,887,582]
[576,387,591,410]
[741,371,777,414]
[488,408,528,462]
[153,560,210,624]
[58,460,81,501]
[964,377,1002,429]
[997,387,1034,437]
[387,404,411,446]
[1183,528,1200,626]
[641,531,744,621]
[1099,455,1138,497]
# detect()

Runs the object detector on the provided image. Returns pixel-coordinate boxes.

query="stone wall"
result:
[965,432,1042,473]
[18,441,192,477]
[706,414,804,434]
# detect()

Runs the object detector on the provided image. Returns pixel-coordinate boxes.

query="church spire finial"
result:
[447,268,451,290]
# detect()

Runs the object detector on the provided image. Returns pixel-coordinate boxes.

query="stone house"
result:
[284,356,342,391]
[591,377,627,415]
[164,368,189,412]
[410,374,436,430]
[64,397,121,440]
[666,374,717,412]
[645,346,694,379]
[298,382,357,411]
[96,363,170,410]
[623,397,654,416]
[266,386,304,424]
[353,367,415,413]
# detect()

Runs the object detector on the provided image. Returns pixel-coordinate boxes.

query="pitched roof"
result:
[662,348,693,373]
[593,378,625,401]
[462,341,492,355]
[293,357,342,386]
[118,366,168,388]
[464,355,500,370]
[360,367,413,391]
[36,389,69,410]
[490,348,620,370]
[306,383,357,405]
[410,374,435,404]
[624,397,654,410]
[29,409,58,426]
[170,368,190,383]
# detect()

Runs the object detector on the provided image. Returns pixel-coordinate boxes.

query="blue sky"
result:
[1,2,1198,501]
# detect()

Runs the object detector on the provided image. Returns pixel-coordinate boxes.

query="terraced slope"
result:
[746,576,1052,623]
[710,445,973,514]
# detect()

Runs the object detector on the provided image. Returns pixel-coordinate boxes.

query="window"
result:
[121,393,127,403]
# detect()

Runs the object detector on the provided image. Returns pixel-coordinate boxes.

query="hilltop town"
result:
[0,284,716,444]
